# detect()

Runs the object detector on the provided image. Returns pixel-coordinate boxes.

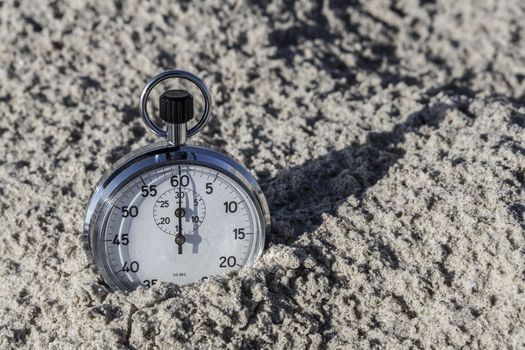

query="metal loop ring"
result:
[139,70,213,139]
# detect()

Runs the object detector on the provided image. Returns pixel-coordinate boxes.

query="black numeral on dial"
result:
[224,201,237,213]
[112,233,129,245]
[233,228,245,240]
[206,183,213,194]
[143,279,158,288]
[141,185,157,197]
[159,217,170,224]
[219,256,237,268]
[122,206,138,217]
[171,175,189,187]
[122,261,139,273]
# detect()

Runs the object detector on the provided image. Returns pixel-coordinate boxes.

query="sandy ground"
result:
[0,0,524,349]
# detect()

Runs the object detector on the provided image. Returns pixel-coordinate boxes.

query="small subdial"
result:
[153,188,206,235]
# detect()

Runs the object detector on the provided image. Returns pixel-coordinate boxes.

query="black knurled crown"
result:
[159,90,194,124]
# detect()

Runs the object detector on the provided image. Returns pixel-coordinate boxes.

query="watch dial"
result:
[98,164,263,290]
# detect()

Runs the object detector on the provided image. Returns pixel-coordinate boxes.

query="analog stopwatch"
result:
[84,70,270,292]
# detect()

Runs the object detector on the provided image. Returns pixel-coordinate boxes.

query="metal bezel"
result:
[83,142,270,292]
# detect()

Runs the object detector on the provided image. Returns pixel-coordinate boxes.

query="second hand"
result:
[175,166,185,254]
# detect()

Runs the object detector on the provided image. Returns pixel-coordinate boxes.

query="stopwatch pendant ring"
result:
[139,70,213,142]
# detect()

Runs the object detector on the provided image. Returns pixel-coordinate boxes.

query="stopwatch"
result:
[84,70,270,292]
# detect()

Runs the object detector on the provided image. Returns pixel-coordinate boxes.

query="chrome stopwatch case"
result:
[84,70,270,292]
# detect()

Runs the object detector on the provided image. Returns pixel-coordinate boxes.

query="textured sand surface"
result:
[1,0,524,349]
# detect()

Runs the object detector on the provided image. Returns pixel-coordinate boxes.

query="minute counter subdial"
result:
[153,188,206,235]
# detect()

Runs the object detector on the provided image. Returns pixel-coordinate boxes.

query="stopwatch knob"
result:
[159,90,194,124]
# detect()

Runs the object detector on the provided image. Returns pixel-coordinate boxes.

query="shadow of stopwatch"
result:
[262,102,453,245]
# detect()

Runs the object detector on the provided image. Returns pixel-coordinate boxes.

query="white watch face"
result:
[99,163,264,290]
